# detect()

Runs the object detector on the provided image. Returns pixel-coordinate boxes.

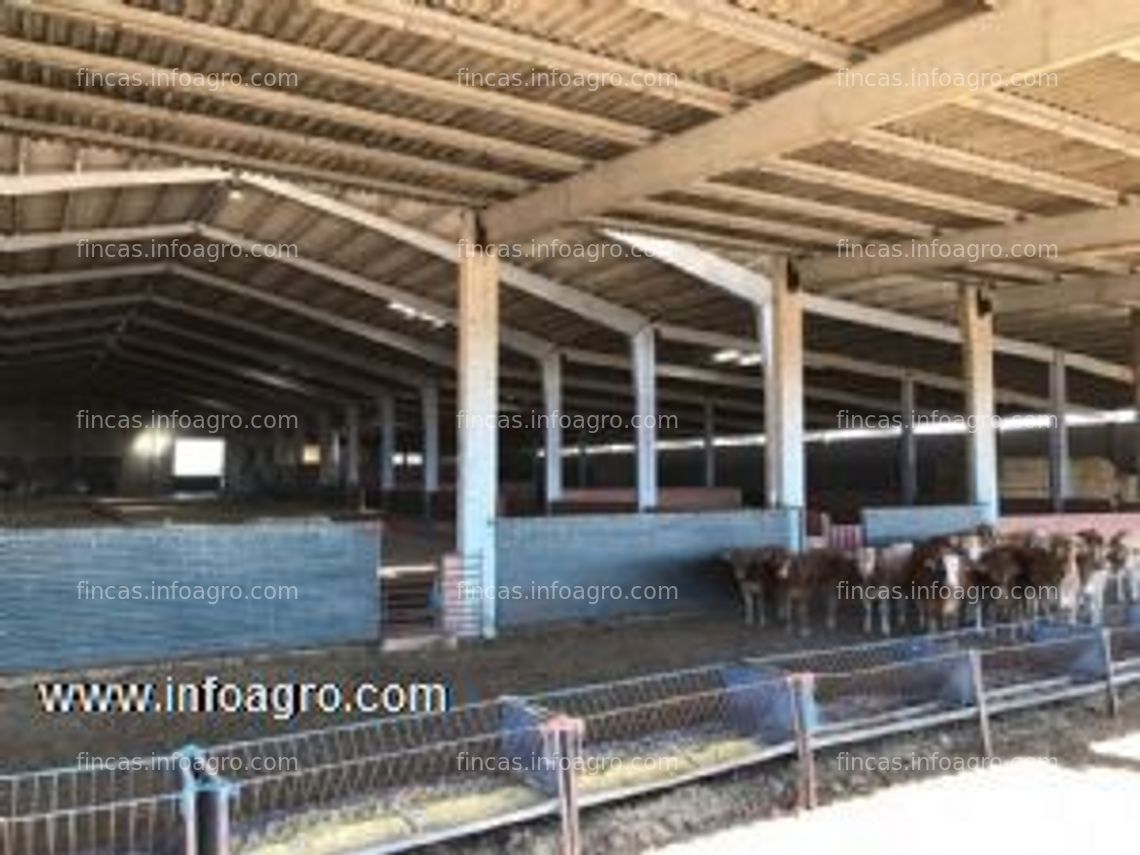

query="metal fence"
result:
[0,757,193,855]
[198,698,557,854]
[5,616,1140,855]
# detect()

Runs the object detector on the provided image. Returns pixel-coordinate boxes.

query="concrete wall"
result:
[494,509,800,626]
[862,504,991,546]
[0,520,381,672]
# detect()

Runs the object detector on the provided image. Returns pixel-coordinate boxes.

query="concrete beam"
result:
[481,0,1140,240]
[996,272,1140,314]
[801,204,1140,286]
[606,230,772,304]
[239,174,646,335]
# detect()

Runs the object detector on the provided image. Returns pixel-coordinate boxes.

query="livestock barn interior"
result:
[5,1,1140,854]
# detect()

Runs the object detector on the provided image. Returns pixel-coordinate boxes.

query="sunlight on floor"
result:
[1091,730,1140,762]
[653,749,1140,855]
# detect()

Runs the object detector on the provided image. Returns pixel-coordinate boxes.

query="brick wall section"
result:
[0,520,381,672]
[494,509,801,626]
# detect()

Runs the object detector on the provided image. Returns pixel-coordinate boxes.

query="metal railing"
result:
[5,616,1140,855]
[0,756,194,855]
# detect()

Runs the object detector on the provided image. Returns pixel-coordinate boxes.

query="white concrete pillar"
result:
[960,284,999,520]
[378,393,396,492]
[344,403,361,489]
[631,326,658,511]
[900,373,918,505]
[456,221,500,637]
[761,260,805,509]
[703,400,716,488]
[1131,309,1140,502]
[1049,350,1069,513]
[421,380,440,496]
[577,433,588,487]
[541,351,564,506]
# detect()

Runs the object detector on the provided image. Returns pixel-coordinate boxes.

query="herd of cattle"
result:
[723,526,1140,636]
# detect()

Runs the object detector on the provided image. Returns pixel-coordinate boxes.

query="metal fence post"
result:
[789,673,817,810]
[968,650,993,759]
[196,778,232,855]
[181,747,233,855]
[1101,628,1120,718]
[175,750,200,855]
[544,714,584,855]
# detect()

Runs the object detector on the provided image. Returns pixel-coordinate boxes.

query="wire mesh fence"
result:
[7,616,1140,855]
[808,652,979,744]
[0,758,192,855]
[532,666,799,800]
[198,699,557,854]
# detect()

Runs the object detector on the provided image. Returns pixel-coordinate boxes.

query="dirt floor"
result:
[0,613,870,772]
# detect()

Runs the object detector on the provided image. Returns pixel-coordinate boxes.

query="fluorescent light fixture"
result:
[389,300,447,328]
[711,348,762,367]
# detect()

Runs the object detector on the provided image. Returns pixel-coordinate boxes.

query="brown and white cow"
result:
[721,547,791,628]
[1107,530,1140,604]
[853,542,914,637]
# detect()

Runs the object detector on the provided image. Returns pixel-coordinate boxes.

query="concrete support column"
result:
[317,410,336,487]
[1132,309,1140,501]
[703,400,716,488]
[456,222,500,636]
[1048,350,1069,513]
[289,422,305,492]
[421,380,440,502]
[344,403,361,490]
[631,326,658,511]
[960,285,999,520]
[577,433,588,488]
[761,259,805,509]
[541,351,564,508]
[378,393,396,493]
[271,429,290,489]
[900,373,918,505]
